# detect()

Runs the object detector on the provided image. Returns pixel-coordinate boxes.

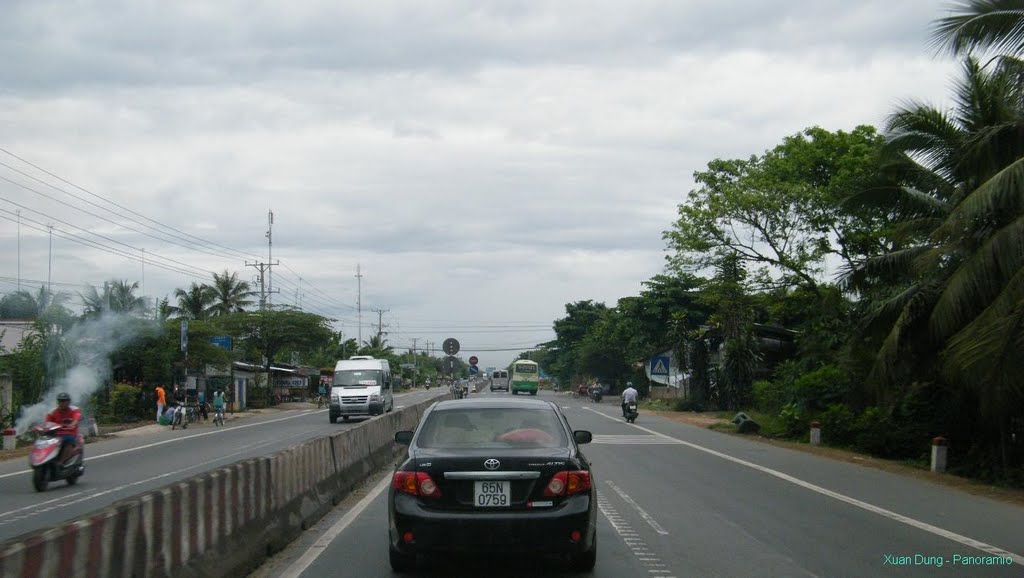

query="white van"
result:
[329,356,394,422]
[489,369,509,392]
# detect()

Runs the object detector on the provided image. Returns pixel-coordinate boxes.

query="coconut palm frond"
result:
[866,281,942,386]
[885,106,963,171]
[866,303,914,387]
[930,214,1024,340]
[937,154,1024,236]
[959,119,1024,170]
[843,185,950,218]
[885,217,946,246]
[858,283,921,336]
[930,0,1024,57]
[941,268,1024,417]
[838,245,933,291]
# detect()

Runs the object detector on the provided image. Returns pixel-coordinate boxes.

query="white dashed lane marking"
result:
[597,489,675,578]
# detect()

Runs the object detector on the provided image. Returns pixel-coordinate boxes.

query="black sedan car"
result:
[389,397,597,572]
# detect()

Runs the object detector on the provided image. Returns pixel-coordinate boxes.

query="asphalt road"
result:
[0,388,447,544]
[252,389,1024,577]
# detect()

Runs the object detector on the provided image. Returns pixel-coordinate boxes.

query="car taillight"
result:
[392,471,442,498]
[544,471,591,497]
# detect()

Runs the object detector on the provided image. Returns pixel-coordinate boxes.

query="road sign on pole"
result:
[468,356,478,366]
[443,338,460,356]
[650,355,670,376]
[180,320,188,352]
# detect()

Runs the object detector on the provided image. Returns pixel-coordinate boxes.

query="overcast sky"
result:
[0,1,958,370]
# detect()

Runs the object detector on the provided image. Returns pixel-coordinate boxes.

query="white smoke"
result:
[15,311,163,435]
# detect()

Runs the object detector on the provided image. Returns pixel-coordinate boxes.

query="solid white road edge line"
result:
[279,471,393,578]
[583,407,1024,566]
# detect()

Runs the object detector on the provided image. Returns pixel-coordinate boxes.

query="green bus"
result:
[510,359,540,396]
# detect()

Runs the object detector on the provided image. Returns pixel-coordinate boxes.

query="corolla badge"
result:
[483,458,501,470]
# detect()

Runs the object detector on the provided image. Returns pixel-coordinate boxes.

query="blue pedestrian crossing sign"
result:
[650,356,670,376]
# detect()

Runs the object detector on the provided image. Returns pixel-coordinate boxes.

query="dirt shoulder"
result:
[647,409,1024,508]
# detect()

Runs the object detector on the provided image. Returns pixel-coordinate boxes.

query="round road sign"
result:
[443,338,460,356]
[469,355,478,366]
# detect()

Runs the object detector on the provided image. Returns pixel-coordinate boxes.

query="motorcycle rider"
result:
[45,392,82,463]
[621,382,639,418]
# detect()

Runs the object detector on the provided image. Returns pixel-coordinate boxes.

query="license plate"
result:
[474,480,510,507]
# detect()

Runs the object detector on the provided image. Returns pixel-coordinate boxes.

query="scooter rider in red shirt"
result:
[45,392,82,461]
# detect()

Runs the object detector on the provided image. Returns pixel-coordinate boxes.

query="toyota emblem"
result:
[483,459,501,470]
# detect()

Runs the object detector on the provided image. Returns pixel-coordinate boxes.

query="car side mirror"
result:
[573,430,592,444]
[395,431,414,445]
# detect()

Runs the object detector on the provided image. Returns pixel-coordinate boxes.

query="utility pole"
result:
[372,308,390,340]
[355,264,363,346]
[246,261,278,311]
[47,224,53,295]
[411,338,419,388]
[16,210,21,292]
[266,210,275,307]
[141,248,146,315]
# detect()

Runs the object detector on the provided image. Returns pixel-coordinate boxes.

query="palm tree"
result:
[0,286,71,321]
[80,280,147,317]
[931,0,1024,58]
[170,283,216,320]
[208,270,253,316]
[361,334,393,358]
[843,55,1024,467]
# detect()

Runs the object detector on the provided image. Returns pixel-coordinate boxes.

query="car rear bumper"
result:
[389,493,595,555]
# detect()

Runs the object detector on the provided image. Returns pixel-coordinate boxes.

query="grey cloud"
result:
[2,1,942,93]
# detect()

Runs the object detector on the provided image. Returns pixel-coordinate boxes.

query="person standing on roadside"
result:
[155,384,167,422]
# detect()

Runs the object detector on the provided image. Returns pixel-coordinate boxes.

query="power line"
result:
[0,148,262,262]
[0,211,212,281]
[0,174,244,263]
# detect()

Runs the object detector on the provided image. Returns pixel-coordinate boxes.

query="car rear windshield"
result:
[417,407,568,449]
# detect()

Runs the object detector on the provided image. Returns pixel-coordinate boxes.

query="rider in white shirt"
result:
[621,382,639,418]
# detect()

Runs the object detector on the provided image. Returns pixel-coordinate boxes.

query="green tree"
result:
[305,331,358,369]
[170,282,216,320]
[664,126,886,294]
[547,300,609,386]
[216,309,335,404]
[846,55,1024,473]
[360,334,394,358]
[576,310,632,389]
[0,286,74,328]
[208,270,253,316]
[80,280,147,317]
[699,253,762,410]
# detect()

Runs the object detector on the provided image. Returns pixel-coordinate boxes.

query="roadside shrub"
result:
[778,402,807,438]
[674,398,706,412]
[819,403,856,446]
[753,379,786,413]
[788,364,847,412]
[109,383,142,422]
[853,406,894,455]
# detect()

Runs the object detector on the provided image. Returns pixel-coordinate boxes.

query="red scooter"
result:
[29,421,85,492]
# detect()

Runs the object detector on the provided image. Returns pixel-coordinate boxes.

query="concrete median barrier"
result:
[0,395,448,578]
